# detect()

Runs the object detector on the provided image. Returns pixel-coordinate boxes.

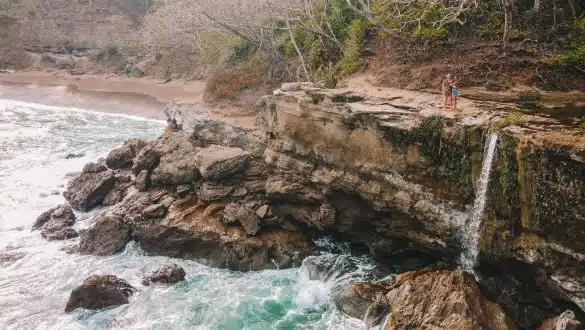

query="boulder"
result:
[34,204,78,241]
[142,204,167,219]
[150,149,200,186]
[106,139,148,169]
[176,185,191,197]
[41,226,79,241]
[135,170,150,191]
[142,263,186,286]
[79,214,131,256]
[132,133,196,176]
[64,162,116,211]
[33,204,75,230]
[195,145,251,180]
[384,268,516,329]
[539,310,582,330]
[256,205,272,219]
[64,275,135,312]
[197,182,235,202]
[333,283,390,325]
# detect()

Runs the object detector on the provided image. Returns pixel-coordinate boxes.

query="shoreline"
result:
[0,71,204,120]
[0,71,257,128]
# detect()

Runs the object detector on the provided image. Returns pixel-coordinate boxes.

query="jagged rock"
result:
[142,204,167,219]
[64,275,135,312]
[223,204,260,235]
[256,205,272,219]
[33,204,75,230]
[64,162,116,211]
[34,204,78,241]
[0,252,25,264]
[539,310,582,330]
[83,161,107,173]
[176,184,191,197]
[132,133,196,176]
[150,145,200,186]
[65,152,85,159]
[384,268,516,329]
[79,214,131,256]
[135,170,150,191]
[197,182,235,202]
[195,145,251,180]
[106,139,148,169]
[142,264,186,286]
[41,226,79,241]
[333,283,390,325]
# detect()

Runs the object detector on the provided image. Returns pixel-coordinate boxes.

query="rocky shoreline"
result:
[37,82,585,328]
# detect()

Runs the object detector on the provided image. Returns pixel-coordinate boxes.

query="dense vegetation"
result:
[0,0,584,99]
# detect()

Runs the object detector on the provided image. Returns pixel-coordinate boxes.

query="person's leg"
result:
[453,96,458,111]
[443,93,448,108]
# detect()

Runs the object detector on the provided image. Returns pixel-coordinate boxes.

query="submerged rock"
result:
[142,263,186,286]
[79,214,131,256]
[33,204,78,241]
[0,252,26,264]
[64,275,135,312]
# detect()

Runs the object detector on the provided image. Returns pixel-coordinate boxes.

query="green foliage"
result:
[372,0,452,42]
[96,45,120,61]
[411,26,448,41]
[580,121,585,136]
[552,44,585,72]
[313,63,340,88]
[199,31,228,65]
[518,91,543,108]
[479,11,504,38]
[496,113,528,128]
[228,38,252,65]
[338,18,371,74]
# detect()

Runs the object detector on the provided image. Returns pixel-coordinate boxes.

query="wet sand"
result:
[0,71,258,128]
[0,72,206,120]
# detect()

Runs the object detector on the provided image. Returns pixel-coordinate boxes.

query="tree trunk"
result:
[533,0,540,11]
[502,0,514,50]
[286,20,311,81]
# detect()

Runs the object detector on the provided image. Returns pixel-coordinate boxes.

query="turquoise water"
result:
[0,100,373,329]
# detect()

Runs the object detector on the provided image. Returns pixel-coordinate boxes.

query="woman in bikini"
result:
[442,74,453,109]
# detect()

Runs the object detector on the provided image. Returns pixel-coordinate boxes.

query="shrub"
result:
[313,62,340,88]
[496,113,527,128]
[479,11,504,38]
[228,38,253,65]
[518,91,543,108]
[204,57,265,100]
[338,18,371,75]
[551,44,585,73]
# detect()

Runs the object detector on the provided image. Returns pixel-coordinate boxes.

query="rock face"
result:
[142,264,186,285]
[335,268,516,329]
[33,204,78,241]
[64,275,135,312]
[39,84,585,327]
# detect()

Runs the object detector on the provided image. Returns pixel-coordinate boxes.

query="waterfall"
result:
[459,134,499,273]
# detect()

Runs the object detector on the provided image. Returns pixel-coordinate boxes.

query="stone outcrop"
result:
[64,275,135,312]
[33,204,78,241]
[142,263,186,285]
[42,83,585,327]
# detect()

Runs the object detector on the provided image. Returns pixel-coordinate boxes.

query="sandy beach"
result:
[0,71,257,130]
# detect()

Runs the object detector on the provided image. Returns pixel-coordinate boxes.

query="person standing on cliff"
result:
[442,74,453,109]
[451,76,460,111]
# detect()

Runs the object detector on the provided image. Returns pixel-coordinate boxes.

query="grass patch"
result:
[496,113,527,129]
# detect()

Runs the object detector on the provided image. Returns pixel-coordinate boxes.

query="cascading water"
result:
[459,134,499,273]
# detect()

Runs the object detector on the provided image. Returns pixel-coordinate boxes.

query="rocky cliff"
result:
[43,83,585,328]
